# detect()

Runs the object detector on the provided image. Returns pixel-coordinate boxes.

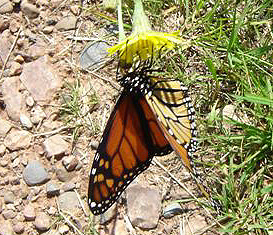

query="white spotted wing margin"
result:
[145,78,198,172]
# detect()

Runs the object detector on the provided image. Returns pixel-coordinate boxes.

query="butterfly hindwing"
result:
[145,78,197,171]
[88,91,171,215]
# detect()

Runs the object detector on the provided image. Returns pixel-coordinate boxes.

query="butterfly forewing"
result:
[88,91,171,215]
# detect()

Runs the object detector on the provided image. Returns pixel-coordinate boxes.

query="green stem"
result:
[132,0,151,33]
[117,0,125,42]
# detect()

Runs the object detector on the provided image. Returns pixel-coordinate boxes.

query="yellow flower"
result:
[108,0,188,66]
[108,31,187,65]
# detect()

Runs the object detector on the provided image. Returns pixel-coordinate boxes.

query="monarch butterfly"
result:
[88,72,198,215]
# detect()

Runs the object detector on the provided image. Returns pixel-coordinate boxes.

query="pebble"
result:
[10,176,20,185]
[4,191,15,204]
[9,61,22,76]
[9,19,20,34]
[0,17,9,32]
[55,16,77,31]
[163,202,184,219]
[2,76,26,121]
[0,200,2,213]
[90,140,99,150]
[21,1,40,19]
[30,105,46,124]
[23,160,49,186]
[13,222,25,234]
[59,224,69,234]
[43,26,54,34]
[14,55,24,64]
[0,220,13,235]
[46,182,60,196]
[100,204,117,225]
[47,206,57,215]
[26,96,35,107]
[20,114,33,129]
[20,184,29,199]
[4,129,32,151]
[34,212,51,231]
[0,0,13,14]
[0,159,8,167]
[80,41,109,69]
[0,118,12,137]
[11,156,20,168]
[23,203,36,220]
[43,134,70,157]
[20,55,62,102]
[2,209,16,219]
[56,168,71,182]
[62,155,78,171]
[58,192,80,213]
[62,182,76,192]
[70,5,80,15]
[0,144,6,156]
[126,184,161,229]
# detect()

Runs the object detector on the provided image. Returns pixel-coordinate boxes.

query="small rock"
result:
[70,5,80,15]
[43,134,70,157]
[4,129,32,151]
[0,200,2,213]
[59,224,69,234]
[26,96,35,107]
[0,17,9,32]
[127,185,161,229]
[9,19,20,34]
[14,55,24,64]
[42,26,54,34]
[112,219,128,235]
[56,168,71,182]
[62,155,78,171]
[10,176,20,185]
[90,140,99,150]
[80,41,109,70]
[0,118,12,137]
[0,144,6,156]
[23,160,49,186]
[21,1,40,19]
[20,114,33,129]
[163,202,184,219]
[2,209,16,219]
[0,159,8,167]
[13,222,25,234]
[30,105,46,124]
[20,184,29,199]
[46,182,60,196]
[47,206,57,215]
[4,191,15,204]
[55,16,77,31]
[20,56,62,102]
[9,61,22,76]
[0,0,13,14]
[58,192,80,213]
[11,157,20,168]
[0,220,13,235]
[34,212,51,231]
[62,182,75,192]
[23,204,36,220]
[2,76,26,121]
[100,204,117,224]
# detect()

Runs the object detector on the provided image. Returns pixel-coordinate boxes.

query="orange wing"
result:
[88,91,172,215]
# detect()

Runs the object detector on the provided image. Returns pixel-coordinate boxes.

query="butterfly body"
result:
[88,74,197,215]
